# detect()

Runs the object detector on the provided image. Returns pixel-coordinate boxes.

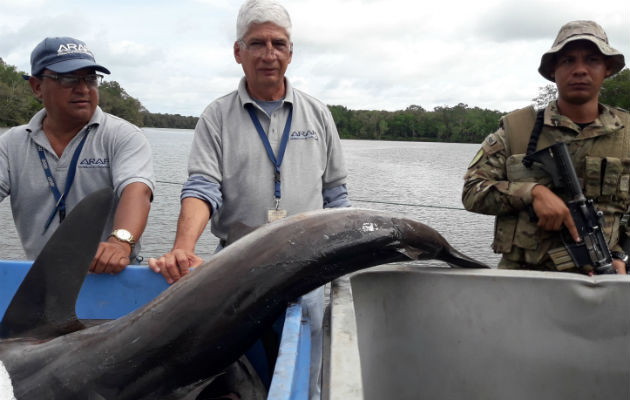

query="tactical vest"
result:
[493,104,630,269]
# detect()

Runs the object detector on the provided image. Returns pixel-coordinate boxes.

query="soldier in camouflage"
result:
[462,20,629,274]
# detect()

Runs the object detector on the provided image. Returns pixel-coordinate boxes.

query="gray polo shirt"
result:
[184,77,349,240]
[0,107,155,259]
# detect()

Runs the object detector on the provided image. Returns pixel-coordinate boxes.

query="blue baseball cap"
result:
[26,36,110,78]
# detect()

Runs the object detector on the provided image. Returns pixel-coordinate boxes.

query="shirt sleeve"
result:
[181,175,222,215]
[0,130,11,200]
[323,184,351,208]
[187,111,223,184]
[322,107,348,189]
[462,128,537,215]
[110,124,155,197]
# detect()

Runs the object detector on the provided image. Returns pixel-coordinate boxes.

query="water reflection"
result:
[0,127,500,267]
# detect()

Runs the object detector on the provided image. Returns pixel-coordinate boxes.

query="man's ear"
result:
[234,41,242,64]
[605,59,613,78]
[29,76,43,100]
[287,41,293,64]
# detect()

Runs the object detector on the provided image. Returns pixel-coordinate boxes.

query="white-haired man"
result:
[149,0,350,398]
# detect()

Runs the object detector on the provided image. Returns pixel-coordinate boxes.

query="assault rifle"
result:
[523,142,616,274]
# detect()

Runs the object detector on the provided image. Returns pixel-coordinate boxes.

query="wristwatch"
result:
[110,229,136,250]
[611,251,629,266]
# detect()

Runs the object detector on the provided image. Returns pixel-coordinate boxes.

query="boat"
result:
[323,265,630,400]
[4,260,629,399]
[0,260,312,400]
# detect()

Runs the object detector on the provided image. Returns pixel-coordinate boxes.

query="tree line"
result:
[330,104,505,143]
[0,58,197,129]
[2,58,628,143]
[333,68,629,143]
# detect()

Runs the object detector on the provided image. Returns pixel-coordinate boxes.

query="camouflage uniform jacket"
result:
[462,101,630,270]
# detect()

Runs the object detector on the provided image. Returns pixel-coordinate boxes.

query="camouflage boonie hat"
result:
[538,20,625,82]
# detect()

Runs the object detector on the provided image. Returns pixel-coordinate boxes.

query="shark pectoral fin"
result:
[0,188,114,339]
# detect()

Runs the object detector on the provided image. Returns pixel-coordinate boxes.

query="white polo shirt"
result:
[185,78,349,240]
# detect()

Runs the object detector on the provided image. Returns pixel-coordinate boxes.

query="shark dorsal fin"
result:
[0,188,114,339]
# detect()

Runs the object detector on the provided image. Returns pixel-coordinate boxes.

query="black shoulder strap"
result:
[522,109,546,168]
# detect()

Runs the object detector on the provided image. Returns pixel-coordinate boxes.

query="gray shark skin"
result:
[0,206,487,399]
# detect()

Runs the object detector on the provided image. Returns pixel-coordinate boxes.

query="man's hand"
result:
[612,258,627,275]
[148,249,204,284]
[588,259,627,276]
[531,185,580,242]
[90,240,132,274]
[148,197,211,284]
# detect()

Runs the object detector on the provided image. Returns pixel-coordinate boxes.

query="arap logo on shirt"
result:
[79,158,110,168]
[290,130,319,140]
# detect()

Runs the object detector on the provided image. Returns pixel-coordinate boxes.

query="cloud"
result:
[1,0,628,116]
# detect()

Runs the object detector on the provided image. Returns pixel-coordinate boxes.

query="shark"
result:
[0,188,487,399]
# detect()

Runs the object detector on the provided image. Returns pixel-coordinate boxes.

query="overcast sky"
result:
[1,0,628,116]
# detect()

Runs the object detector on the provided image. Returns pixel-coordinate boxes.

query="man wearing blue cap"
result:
[0,36,155,273]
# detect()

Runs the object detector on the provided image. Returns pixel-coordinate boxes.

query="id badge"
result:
[267,209,288,223]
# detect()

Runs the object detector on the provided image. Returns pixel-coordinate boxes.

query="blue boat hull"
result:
[0,260,310,400]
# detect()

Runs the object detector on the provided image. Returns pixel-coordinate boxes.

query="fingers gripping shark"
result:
[0,189,487,399]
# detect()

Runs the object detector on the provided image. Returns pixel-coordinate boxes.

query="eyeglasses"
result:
[39,73,103,88]
[239,39,292,57]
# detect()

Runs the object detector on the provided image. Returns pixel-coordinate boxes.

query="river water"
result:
[0,127,501,267]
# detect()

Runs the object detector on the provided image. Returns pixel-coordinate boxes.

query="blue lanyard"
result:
[245,103,293,200]
[38,126,91,232]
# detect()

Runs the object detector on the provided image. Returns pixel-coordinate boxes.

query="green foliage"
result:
[532,84,557,109]
[6,60,623,140]
[98,81,144,126]
[329,103,503,143]
[600,68,629,111]
[99,82,199,127]
[0,58,197,129]
[0,58,43,126]
[141,112,198,129]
